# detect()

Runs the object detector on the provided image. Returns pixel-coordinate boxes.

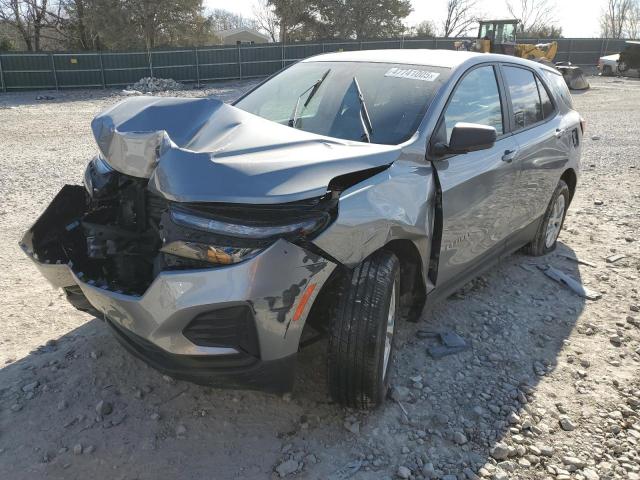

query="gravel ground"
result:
[0,76,639,480]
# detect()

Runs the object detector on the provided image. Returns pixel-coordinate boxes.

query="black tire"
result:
[602,65,613,76]
[327,250,400,409]
[522,180,570,256]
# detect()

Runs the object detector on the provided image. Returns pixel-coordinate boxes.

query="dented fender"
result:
[313,160,436,285]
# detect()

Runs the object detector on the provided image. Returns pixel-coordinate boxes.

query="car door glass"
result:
[542,70,573,108]
[503,66,543,130]
[443,65,503,142]
[536,76,554,119]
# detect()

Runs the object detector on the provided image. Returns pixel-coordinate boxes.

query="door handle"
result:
[501,149,517,163]
[555,128,566,138]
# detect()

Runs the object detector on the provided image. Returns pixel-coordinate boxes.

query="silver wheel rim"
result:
[383,282,396,380]
[545,194,566,248]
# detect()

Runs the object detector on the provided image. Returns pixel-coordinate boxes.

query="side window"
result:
[542,69,574,109]
[536,76,554,119]
[443,65,504,142]
[502,66,542,130]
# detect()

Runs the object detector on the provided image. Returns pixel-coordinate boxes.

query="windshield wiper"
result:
[352,76,373,143]
[288,69,331,129]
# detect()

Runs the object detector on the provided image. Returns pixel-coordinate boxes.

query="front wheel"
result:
[523,179,570,256]
[327,250,400,409]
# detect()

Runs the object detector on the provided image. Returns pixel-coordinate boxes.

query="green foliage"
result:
[520,25,563,39]
[0,36,14,51]
[269,0,412,41]
[58,0,216,50]
[411,20,437,38]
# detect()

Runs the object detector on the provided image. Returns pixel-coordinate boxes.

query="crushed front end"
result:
[20,155,337,393]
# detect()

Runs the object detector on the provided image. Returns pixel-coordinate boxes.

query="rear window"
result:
[234,61,450,145]
[503,66,543,130]
[542,70,574,109]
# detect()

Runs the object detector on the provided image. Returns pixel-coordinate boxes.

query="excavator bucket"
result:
[555,65,590,91]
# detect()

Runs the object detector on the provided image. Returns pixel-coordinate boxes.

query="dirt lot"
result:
[0,76,639,480]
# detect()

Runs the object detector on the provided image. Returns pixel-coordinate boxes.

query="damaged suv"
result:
[21,50,582,408]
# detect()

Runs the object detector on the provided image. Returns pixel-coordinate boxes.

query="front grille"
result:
[182,305,260,357]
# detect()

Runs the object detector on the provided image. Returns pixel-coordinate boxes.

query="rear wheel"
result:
[602,65,613,76]
[327,250,400,409]
[523,180,570,256]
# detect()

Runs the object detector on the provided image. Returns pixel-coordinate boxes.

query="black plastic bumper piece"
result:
[105,316,295,394]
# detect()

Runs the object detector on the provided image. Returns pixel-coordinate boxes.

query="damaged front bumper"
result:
[21,185,336,393]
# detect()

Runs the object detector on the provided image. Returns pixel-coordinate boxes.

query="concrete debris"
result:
[276,459,299,477]
[95,400,112,416]
[396,466,411,479]
[605,253,626,263]
[418,329,470,358]
[127,77,183,93]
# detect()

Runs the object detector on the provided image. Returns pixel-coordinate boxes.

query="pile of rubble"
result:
[125,77,183,93]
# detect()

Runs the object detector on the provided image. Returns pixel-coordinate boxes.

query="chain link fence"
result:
[0,37,628,92]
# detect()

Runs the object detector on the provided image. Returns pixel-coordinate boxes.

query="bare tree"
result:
[252,0,278,42]
[600,0,635,38]
[0,0,59,50]
[442,0,477,37]
[410,20,436,38]
[506,0,556,33]
[626,1,640,38]
[208,8,259,32]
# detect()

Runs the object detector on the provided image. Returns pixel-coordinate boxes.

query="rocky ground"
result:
[0,76,639,480]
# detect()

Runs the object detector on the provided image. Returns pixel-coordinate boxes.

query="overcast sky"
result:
[204,0,606,38]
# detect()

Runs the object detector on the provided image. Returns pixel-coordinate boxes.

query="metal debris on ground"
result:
[328,460,363,480]
[557,253,597,267]
[605,254,626,263]
[538,265,602,300]
[519,263,539,273]
[418,329,470,358]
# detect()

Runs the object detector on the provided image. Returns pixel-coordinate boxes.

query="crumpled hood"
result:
[91,97,402,204]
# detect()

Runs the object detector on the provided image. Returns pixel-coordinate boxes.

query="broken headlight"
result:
[160,241,260,265]
[161,205,333,266]
[170,208,330,241]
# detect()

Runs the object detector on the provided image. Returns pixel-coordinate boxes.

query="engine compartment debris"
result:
[539,265,602,300]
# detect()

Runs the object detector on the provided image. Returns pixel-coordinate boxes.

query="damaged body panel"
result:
[92,96,402,203]
[21,50,582,404]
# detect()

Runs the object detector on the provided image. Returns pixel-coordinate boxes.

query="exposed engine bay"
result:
[21,156,337,296]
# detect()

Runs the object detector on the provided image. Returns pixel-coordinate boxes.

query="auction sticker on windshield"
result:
[384,67,440,82]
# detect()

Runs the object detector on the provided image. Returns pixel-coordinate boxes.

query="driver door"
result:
[430,64,519,287]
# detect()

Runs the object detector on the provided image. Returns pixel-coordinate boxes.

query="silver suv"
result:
[21,50,582,408]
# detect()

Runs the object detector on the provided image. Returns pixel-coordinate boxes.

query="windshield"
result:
[234,61,449,145]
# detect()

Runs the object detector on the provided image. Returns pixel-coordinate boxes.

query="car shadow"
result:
[0,241,589,479]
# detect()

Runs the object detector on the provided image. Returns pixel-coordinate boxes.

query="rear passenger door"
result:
[430,64,519,287]
[499,64,571,240]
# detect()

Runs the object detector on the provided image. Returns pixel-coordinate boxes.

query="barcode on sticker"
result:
[384,68,440,82]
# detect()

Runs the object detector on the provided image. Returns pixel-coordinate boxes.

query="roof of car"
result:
[301,49,539,70]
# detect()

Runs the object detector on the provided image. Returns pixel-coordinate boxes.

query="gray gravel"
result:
[0,76,639,480]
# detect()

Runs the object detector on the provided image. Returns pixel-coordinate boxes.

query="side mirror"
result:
[433,122,497,156]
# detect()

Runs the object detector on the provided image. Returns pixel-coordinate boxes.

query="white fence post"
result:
[50,53,59,90]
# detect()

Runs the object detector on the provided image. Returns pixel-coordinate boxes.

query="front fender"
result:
[313,160,436,282]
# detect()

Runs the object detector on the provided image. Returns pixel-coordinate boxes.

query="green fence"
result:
[0,37,629,92]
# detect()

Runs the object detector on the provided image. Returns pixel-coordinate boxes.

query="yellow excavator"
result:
[455,19,589,90]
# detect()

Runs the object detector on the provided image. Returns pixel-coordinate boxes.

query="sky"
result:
[204,0,606,38]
